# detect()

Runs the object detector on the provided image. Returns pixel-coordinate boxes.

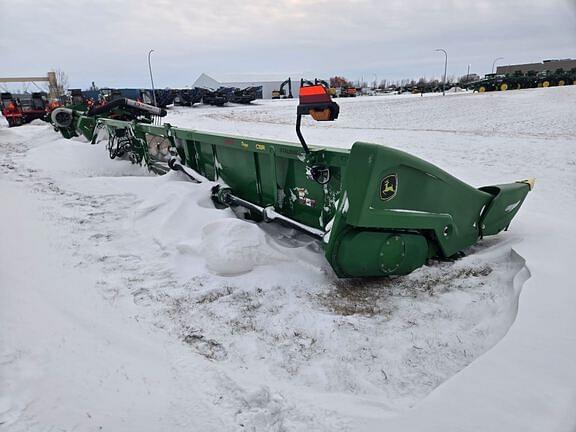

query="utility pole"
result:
[148,49,157,107]
[492,57,504,74]
[434,49,448,95]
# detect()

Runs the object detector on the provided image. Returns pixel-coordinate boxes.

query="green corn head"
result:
[50,100,532,278]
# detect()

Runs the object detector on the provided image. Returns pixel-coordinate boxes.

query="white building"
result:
[192,73,304,99]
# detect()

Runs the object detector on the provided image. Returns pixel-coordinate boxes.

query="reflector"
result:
[299,85,331,105]
[297,84,339,123]
[310,108,332,121]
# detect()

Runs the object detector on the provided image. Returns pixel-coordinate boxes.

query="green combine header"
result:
[50,84,533,277]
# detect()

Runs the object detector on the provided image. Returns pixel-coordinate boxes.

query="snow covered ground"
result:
[1,87,575,431]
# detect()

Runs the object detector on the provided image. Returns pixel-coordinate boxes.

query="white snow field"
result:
[1,87,575,431]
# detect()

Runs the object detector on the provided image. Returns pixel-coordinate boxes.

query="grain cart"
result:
[50,87,533,278]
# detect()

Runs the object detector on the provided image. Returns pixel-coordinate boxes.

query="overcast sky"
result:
[0,0,575,89]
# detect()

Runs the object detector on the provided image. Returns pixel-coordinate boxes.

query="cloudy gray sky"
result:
[1,0,575,89]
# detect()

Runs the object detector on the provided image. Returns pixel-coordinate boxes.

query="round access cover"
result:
[379,235,405,273]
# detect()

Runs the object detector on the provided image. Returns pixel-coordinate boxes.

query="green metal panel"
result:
[257,152,276,206]
[77,117,97,141]
[334,142,495,257]
[198,141,216,181]
[479,183,530,236]
[169,128,347,230]
[215,145,260,204]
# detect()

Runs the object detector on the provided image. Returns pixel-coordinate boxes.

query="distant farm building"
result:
[496,59,576,75]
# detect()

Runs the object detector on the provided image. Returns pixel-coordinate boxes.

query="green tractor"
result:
[545,68,576,87]
[468,74,500,92]
[50,88,533,278]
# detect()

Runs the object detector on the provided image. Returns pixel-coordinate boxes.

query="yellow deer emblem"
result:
[383,180,395,193]
[380,174,398,201]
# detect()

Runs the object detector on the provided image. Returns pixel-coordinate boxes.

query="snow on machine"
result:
[50,86,533,277]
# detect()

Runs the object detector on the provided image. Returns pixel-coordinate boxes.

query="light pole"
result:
[148,49,157,107]
[492,57,504,74]
[434,48,448,95]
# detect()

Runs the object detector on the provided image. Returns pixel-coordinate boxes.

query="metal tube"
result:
[124,99,166,116]
[222,189,325,238]
[263,207,325,238]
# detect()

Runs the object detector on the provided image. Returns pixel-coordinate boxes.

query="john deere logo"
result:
[380,174,398,201]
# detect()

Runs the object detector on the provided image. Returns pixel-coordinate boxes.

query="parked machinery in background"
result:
[68,89,87,109]
[98,88,125,102]
[468,74,515,92]
[314,79,338,97]
[92,88,175,108]
[538,68,576,87]
[339,86,357,97]
[173,88,206,106]
[149,89,175,108]
[468,67,576,92]
[272,78,293,99]
[26,92,49,122]
[1,92,23,127]
[202,88,229,106]
[1,92,48,127]
[223,86,261,104]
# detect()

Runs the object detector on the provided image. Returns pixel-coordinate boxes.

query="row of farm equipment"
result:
[395,67,576,94]
[80,86,262,108]
[174,86,262,106]
[0,92,55,127]
[467,68,576,92]
[1,85,262,128]
[45,82,533,278]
